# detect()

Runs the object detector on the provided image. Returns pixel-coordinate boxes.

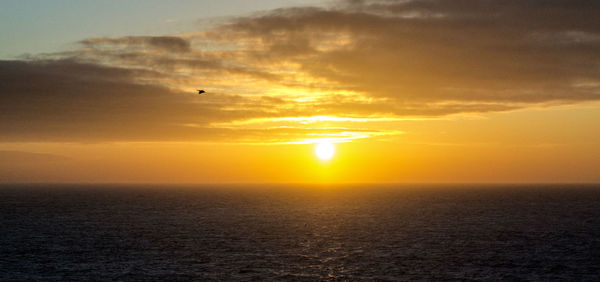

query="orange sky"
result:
[1,0,599,183]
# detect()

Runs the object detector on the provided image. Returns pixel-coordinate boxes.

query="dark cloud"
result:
[0,60,373,142]
[80,36,191,53]
[0,60,288,142]
[223,0,600,103]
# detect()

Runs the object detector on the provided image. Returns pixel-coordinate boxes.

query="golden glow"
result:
[2,102,600,183]
[215,115,401,126]
[3,2,600,185]
[315,142,335,160]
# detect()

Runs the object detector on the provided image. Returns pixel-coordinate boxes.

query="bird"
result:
[196,89,206,94]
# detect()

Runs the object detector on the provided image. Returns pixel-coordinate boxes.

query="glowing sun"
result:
[315,142,335,160]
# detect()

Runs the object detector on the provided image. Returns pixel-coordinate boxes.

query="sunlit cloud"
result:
[2,0,600,143]
[227,115,400,124]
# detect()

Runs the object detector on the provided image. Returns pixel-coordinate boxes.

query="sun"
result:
[315,142,335,160]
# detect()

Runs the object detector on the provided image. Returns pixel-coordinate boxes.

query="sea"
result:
[1,184,599,281]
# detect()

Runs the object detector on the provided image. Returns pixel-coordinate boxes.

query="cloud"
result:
[0,59,379,142]
[0,151,68,162]
[1,0,599,142]
[220,0,600,102]
[0,60,281,141]
[80,36,192,53]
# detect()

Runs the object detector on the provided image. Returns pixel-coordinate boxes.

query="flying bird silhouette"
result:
[197,89,206,94]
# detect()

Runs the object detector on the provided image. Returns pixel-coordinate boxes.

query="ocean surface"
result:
[1,184,599,281]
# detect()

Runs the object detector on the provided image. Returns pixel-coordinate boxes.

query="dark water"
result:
[1,184,599,281]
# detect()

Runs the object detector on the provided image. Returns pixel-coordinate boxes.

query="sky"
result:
[1,0,599,183]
